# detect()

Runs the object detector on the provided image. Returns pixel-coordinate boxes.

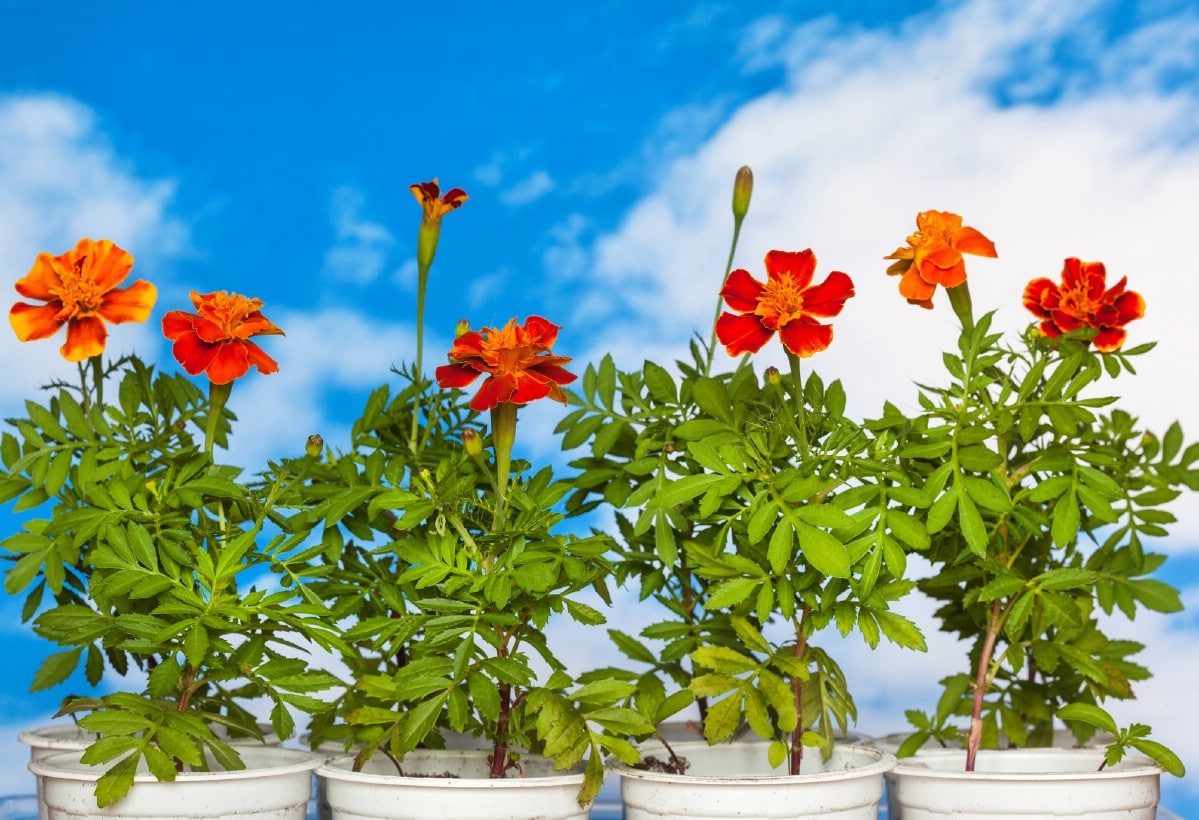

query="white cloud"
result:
[0,94,188,420]
[319,186,394,285]
[553,0,1199,545]
[499,170,555,206]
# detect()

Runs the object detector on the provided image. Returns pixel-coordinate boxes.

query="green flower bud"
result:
[463,427,484,456]
[765,366,782,386]
[732,165,753,220]
[305,434,324,458]
[455,318,471,338]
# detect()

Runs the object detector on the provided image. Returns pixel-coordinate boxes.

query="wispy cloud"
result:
[319,186,395,285]
[499,170,556,206]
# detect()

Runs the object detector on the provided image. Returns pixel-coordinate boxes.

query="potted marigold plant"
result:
[3,239,338,816]
[282,181,651,819]
[566,168,921,819]
[870,212,1192,818]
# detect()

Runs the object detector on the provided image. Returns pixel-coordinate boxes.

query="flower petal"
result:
[9,302,64,342]
[435,362,482,389]
[205,340,253,385]
[81,239,136,291]
[779,319,833,359]
[171,333,218,376]
[161,310,195,342]
[719,268,764,312]
[898,268,936,304]
[920,247,966,286]
[1022,279,1059,319]
[801,271,855,318]
[716,311,773,355]
[13,253,65,301]
[61,316,108,362]
[243,340,280,376]
[764,250,816,291]
[953,226,997,258]
[99,280,157,325]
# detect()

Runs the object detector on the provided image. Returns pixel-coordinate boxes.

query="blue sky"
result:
[3,0,1199,813]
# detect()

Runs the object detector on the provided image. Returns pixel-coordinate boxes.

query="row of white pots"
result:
[19,725,1167,820]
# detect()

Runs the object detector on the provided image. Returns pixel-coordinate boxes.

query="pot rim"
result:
[317,752,587,789]
[888,747,1162,781]
[29,746,325,783]
[608,740,895,785]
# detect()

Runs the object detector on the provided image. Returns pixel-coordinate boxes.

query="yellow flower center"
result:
[755,273,806,326]
[52,256,103,318]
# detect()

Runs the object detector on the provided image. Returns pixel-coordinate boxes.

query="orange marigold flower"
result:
[715,249,854,358]
[885,210,997,308]
[410,179,469,223]
[435,315,576,412]
[162,291,285,384]
[9,238,157,362]
[1023,258,1144,352]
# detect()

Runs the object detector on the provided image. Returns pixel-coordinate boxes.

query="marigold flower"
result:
[410,179,469,224]
[9,238,157,362]
[435,316,576,412]
[162,291,285,384]
[715,250,854,358]
[1023,258,1144,352]
[885,210,997,308]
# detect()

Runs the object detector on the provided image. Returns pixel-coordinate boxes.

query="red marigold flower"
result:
[1023,258,1144,352]
[715,249,854,358]
[885,210,997,308]
[435,315,576,412]
[410,179,469,224]
[162,291,285,384]
[9,238,157,362]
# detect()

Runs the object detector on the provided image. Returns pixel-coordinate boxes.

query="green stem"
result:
[705,215,746,376]
[204,381,233,461]
[947,281,975,336]
[490,403,516,532]
[787,352,810,458]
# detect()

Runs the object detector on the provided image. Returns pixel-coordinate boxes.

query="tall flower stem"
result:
[786,352,810,459]
[705,166,753,376]
[965,601,1003,771]
[204,381,233,461]
[947,281,975,336]
[489,402,517,532]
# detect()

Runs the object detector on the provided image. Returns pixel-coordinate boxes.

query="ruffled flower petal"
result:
[1023,258,1142,351]
[779,319,834,359]
[62,315,109,362]
[9,302,65,342]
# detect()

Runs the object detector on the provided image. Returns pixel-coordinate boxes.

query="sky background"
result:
[2,0,1199,814]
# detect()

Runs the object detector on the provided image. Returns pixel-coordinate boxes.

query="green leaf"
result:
[30,648,82,692]
[690,646,758,675]
[956,491,988,556]
[705,578,760,610]
[1128,739,1186,777]
[1051,491,1081,548]
[767,522,793,575]
[701,692,743,744]
[793,522,850,578]
[692,378,733,423]
[1057,703,1119,735]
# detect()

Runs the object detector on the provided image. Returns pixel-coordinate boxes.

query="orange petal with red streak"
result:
[10,302,64,341]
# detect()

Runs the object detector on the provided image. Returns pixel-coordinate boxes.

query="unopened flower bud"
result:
[462,427,483,456]
[732,166,753,220]
[455,318,471,338]
[765,366,782,386]
[305,434,324,458]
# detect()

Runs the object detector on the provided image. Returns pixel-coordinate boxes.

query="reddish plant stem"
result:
[966,601,1003,771]
[490,681,512,778]
[789,604,811,776]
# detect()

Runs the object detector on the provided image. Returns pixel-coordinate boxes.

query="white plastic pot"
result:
[886,748,1161,819]
[20,723,285,820]
[317,749,590,820]
[610,740,894,819]
[28,746,323,820]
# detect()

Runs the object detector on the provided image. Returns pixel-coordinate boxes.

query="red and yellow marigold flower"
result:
[1023,258,1144,352]
[885,210,997,308]
[9,238,157,362]
[410,179,468,225]
[715,249,854,358]
[435,316,576,412]
[162,291,284,384]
